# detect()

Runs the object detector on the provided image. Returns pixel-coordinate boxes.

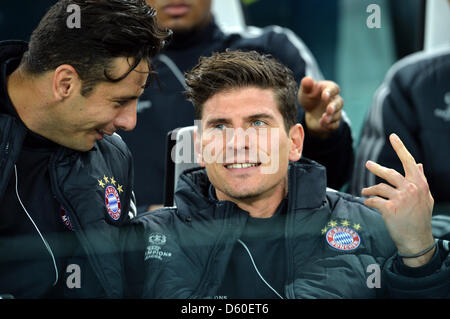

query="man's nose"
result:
[225,127,253,151]
[114,103,137,131]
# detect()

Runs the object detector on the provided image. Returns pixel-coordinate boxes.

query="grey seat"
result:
[163,126,198,206]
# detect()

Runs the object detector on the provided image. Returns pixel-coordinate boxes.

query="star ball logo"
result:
[145,233,172,261]
[98,175,123,221]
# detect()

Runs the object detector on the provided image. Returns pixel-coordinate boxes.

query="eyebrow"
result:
[245,113,276,122]
[205,118,232,128]
[111,95,141,101]
[205,113,276,127]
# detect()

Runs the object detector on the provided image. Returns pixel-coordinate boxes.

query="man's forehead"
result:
[201,88,280,121]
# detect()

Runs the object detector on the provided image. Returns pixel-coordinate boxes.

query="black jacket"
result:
[0,41,135,298]
[126,159,450,298]
[351,46,450,211]
[119,19,354,209]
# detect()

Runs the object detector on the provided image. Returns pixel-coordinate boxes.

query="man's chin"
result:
[70,144,95,152]
[218,187,263,201]
[63,139,96,152]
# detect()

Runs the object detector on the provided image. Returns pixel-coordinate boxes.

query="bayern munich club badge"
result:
[104,185,121,221]
[326,226,361,251]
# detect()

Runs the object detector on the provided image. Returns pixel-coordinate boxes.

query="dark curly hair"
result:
[185,50,298,132]
[22,0,170,96]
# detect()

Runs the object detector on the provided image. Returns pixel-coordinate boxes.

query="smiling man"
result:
[126,51,449,299]
[0,0,169,298]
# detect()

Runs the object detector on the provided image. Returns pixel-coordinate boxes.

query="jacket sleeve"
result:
[301,112,354,190]
[382,240,450,298]
[260,26,354,190]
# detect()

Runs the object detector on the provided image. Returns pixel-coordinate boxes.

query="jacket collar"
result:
[0,41,28,117]
[175,158,327,213]
[164,17,222,51]
[0,40,28,61]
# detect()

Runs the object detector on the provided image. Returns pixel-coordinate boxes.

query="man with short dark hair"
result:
[120,0,353,212]
[125,50,449,298]
[0,0,169,298]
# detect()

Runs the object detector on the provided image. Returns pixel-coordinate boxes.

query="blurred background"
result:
[0,0,445,148]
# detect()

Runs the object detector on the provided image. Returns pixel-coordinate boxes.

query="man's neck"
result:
[216,182,288,219]
[6,66,50,133]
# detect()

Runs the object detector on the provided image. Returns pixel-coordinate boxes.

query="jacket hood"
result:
[0,41,28,63]
[0,41,28,116]
[174,157,327,214]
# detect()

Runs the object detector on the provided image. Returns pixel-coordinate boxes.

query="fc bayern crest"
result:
[326,226,361,251]
[105,185,121,220]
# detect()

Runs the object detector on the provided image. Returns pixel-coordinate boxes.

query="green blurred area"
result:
[242,0,425,147]
[335,0,396,146]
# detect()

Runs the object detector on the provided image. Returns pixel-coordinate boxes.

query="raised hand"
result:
[362,133,435,267]
[298,76,344,138]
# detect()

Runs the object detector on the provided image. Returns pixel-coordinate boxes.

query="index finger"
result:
[389,133,419,179]
[300,76,315,94]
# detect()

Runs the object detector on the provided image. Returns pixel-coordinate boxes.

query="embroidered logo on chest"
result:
[322,220,362,252]
[145,233,172,261]
[326,226,361,251]
[104,185,121,221]
[98,175,124,221]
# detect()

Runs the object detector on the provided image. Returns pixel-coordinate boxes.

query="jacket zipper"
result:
[284,169,296,299]
[0,117,12,171]
[0,117,27,203]
[195,202,236,298]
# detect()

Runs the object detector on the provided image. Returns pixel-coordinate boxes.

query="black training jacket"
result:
[125,159,450,298]
[119,19,354,209]
[0,41,135,298]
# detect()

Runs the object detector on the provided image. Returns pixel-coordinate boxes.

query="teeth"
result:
[226,163,258,169]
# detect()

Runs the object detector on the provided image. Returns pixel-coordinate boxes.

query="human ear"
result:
[52,64,80,101]
[288,124,304,162]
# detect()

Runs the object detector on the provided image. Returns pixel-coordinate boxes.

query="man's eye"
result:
[252,120,266,127]
[214,124,227,130]
[114,100,129,107]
